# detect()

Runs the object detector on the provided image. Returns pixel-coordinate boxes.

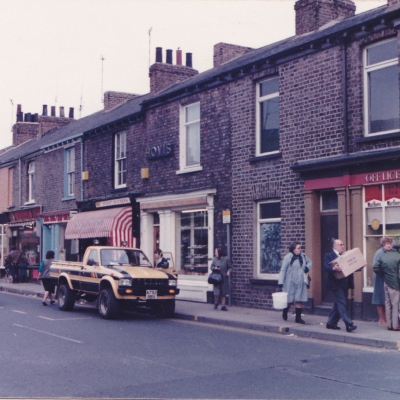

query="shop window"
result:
[258,200,281,276]
[364,38,399,136]
[114,131,127,188]
[257,77,279,155]
[179,210,208,275]
[364,184,400,287]
[178,102,201,173]
[65,147,75,197]
[27,162,35,203]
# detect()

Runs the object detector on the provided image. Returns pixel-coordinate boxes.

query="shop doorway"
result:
[320,214,338,303]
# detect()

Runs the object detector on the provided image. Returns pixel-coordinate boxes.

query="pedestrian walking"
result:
[278,242,312,324]
[38,250,56,306]
[324,239,357,333]
[5,247,24,284]
[211,247,232,311]
[373,236,400,331]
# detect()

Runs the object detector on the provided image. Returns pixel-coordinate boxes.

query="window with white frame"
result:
[364,38,399,136]
[28,162,35,203]
[257,77,279,155]
[65,147,75,197]
[179,102,200,171]
[258,200,281,276]
[115,131,127,188]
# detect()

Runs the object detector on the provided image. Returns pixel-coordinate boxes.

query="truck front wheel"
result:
[98,288,119,319]
[57,284,75,311]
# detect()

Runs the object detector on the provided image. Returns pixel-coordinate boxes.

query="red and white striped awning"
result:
[65,206,134,247]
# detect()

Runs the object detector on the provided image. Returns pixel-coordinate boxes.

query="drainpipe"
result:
[80,137,84,201]
[18,158,22,206]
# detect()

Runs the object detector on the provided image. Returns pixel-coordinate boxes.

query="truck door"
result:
[80,249,100,293]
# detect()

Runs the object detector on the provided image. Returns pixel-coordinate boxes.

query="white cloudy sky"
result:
[0,0,380,150]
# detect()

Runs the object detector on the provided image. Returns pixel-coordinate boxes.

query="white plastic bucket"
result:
[272,292,288,309]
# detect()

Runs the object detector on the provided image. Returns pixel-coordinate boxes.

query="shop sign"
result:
[365,170,400,183]
[146,143,173,159]
[95,197,130,208]
[9,207,41,222]
[223,210,231,224]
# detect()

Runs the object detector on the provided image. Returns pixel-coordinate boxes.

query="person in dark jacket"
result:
[211,247,232,311]
[324,239,357,333]
[373,236,400,331]
[5,247,23,284]
[154,249,169,269]
[38,250,56,306]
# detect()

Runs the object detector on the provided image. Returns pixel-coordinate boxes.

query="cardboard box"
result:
[330,248,366,279]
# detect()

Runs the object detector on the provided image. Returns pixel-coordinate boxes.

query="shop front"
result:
[41,210,74,261]
[294,152,400,320]
[138,189,216,302]
[65,204,134,261]
[7,207,41,280]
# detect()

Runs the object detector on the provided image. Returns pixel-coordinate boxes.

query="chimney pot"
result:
[33,113,39,122]
[17,112,23,122]
[155,47,163,63]
[166,49,173,64]
[176,49,182,65]
[42,105,48,116]
[17,104,22,114]
[69,107,74,118]
[186,53,193,68]
[60,106,65,118]
[51,106,56,117]
[24,113,32,122]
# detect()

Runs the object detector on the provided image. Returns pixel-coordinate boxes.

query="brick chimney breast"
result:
[149,47,198,94]
[103,91,140,111]
[295,0,356,36]
[213,43,253,68]
[388,0,400,6]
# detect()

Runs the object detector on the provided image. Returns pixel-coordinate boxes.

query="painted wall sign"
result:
[146,143,173,159]
[95,197,130,208]
[305,169,400,190]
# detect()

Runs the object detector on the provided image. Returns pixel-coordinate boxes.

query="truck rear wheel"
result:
[154,300,175,318]
[98,288,119,319]
[57,284,75,311]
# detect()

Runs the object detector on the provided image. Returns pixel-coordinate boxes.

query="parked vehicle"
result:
[50,246,179,319]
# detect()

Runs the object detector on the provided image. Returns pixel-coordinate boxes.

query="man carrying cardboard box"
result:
[324,239,357,333]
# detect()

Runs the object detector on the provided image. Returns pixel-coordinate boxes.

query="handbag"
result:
[304,273,311,289]
[208,272,223,285]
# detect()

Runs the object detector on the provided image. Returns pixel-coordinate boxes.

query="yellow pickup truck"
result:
[50,246,179,319]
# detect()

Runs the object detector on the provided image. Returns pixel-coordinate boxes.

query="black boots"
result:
[295,308,305,324]
[282,307,289,321]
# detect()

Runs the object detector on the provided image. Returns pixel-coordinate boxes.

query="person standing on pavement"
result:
[38,250,56,306]
[324,239,357,333]
[5,246,23,284]
[278,242,312,324]
[211,247,232,311]
[371,241,386,326]
[373,236,400,331]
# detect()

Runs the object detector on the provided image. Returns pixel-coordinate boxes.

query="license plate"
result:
[146,290,157,299]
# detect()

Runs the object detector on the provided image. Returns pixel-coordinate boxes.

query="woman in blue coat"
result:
[278,242,312,324]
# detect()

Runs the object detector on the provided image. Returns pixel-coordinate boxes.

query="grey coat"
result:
[278,252,312,303]
[211,256,232,296]
[39,259,53,279]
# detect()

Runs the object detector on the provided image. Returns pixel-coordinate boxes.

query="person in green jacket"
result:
[373,236,400,331]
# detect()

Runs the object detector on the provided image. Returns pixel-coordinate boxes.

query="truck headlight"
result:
[168,279,177,286]
[119,279,132,287]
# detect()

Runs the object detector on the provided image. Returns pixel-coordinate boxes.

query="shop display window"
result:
[258,200,281,276]
[179,210,208,275]
[364,184,400,287]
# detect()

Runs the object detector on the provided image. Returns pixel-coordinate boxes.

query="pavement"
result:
[1,279,400,351]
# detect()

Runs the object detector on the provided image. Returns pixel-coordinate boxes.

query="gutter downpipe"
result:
[342,37,354,318]
[19,158,22,207]
[80,137,84,202]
